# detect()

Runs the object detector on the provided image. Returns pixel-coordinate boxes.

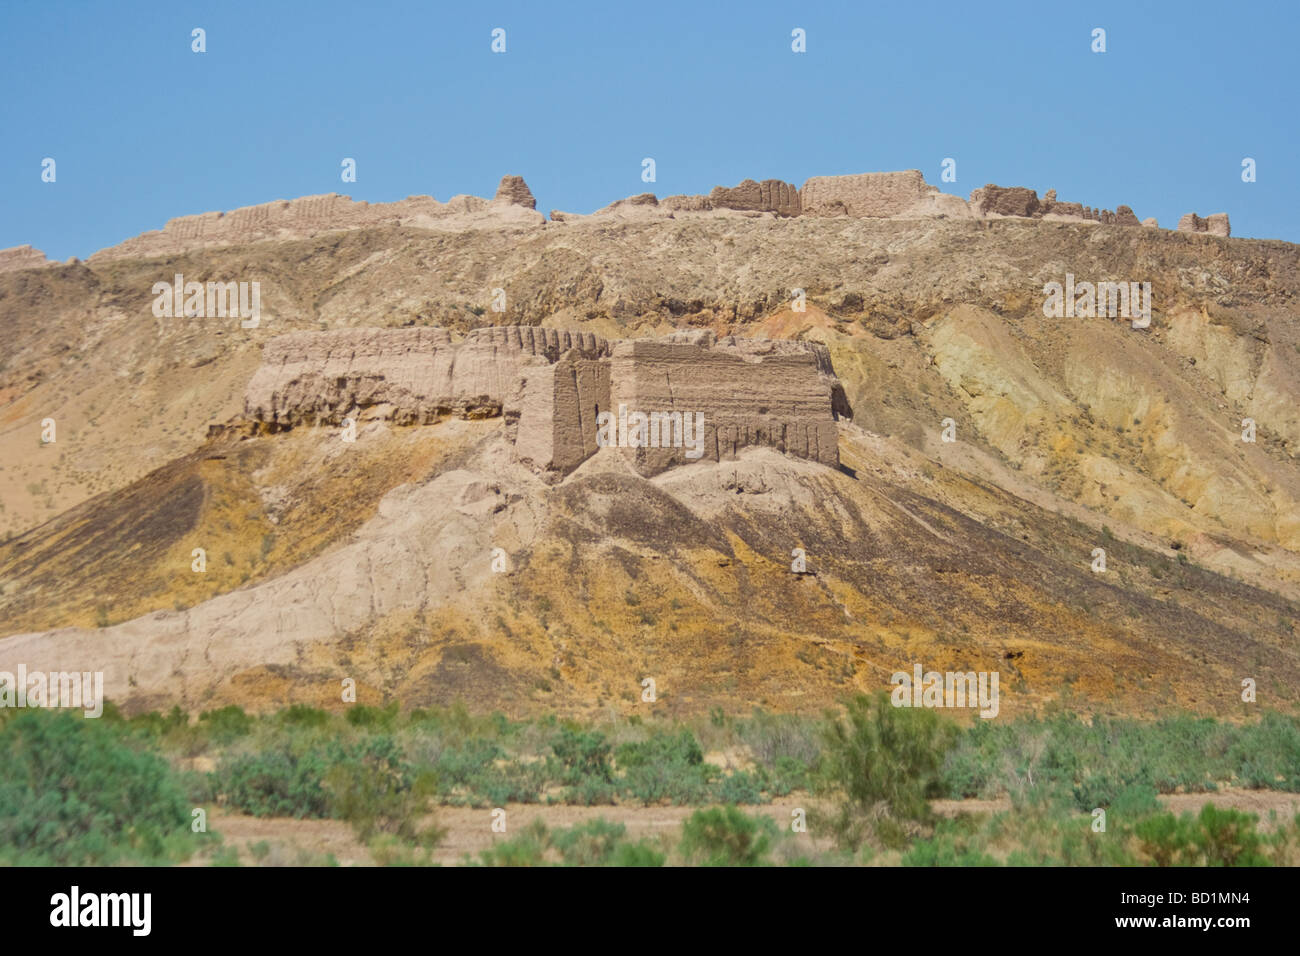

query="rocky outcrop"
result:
[241,325,849,479]
[0,245,52,274]
[1178,212,1231,238]
[493,175,536,209]
[708,179,802,217]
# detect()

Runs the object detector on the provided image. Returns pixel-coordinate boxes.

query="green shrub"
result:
[198,705,254,743]
[550,727,612,784]
[549,818,663,866]
[0,709,198,865]
[616,729,713,804]
[716,769,765,805]
[902,833,998,866]
[215,744,337,818]
[129,705,190,736]
[278,704,331,729]
[609,840,667,867]
[562,776,619,806]
[477,820,550,866]
[324,736,442,845]
[678,806,777,867]
[345,701,400,731]
[817,693,957,849]
[1191,805,1270,866]
[738,709,821,769]
[1136,804,1271,867]
[1227,712,1300,791]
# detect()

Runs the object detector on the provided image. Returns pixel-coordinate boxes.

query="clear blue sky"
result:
[2,0,1296,260]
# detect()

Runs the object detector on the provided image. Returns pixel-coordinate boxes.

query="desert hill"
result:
[1,172,1297,718]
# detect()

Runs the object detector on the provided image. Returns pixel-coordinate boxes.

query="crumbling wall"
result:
[90,176,545,262]
[510,353,611,476]
[708,179,802,217]
[969,185,1141,225]
[800,170,931,218]
[243,325,607,426]
[242,325,847,478]
[1177,212,1231,237]
[608,331,842,476]
[969,185,1041,218]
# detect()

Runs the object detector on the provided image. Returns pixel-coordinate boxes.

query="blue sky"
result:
[2,0,1296,260]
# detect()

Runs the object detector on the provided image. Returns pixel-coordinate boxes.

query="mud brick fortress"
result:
[240,326,852,480]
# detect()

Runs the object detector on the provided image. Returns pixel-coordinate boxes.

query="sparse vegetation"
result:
[5,701,1300,865]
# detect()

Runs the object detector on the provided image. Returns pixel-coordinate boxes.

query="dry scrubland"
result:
[4,699,1300,866]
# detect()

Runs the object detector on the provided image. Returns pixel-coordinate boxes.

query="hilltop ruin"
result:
[0,169,1236,273]
[239,326,851,479]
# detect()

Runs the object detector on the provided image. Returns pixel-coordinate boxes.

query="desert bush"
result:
[562,776,619,806]
[1134,804,1270,866]
[1226,712,1300,791]
[817,693,957,849]
[716,769,766,805]
[616,729,714,804]
[550,818,665,867]
[476,819,551,866]
[215,743,338,818]
[550,727,612,784]
[0,709,198,865]
[737,709,822,768]
[277,704,331,729]
[198,705,254,744]
[345,701,401,731]
[678,806,777,866]
[939,711,1300,807]
[902,818,998,867]
[324,736,442,845]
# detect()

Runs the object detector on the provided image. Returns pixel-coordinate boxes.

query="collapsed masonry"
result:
[241,326,851,478]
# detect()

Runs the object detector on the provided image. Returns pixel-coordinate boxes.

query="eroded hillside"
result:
[1,208,1297,718]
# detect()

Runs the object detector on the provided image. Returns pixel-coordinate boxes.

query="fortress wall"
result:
[800,170,931,218]
[89,177,544,262]
[566,356,612,467]
[244,327,455,425]
[608,335,839,475]
[507,359,557,468]
[1178,212,1231,238]
[243,326,843,478]
[244,326,611,427]
[708,179,802,216]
